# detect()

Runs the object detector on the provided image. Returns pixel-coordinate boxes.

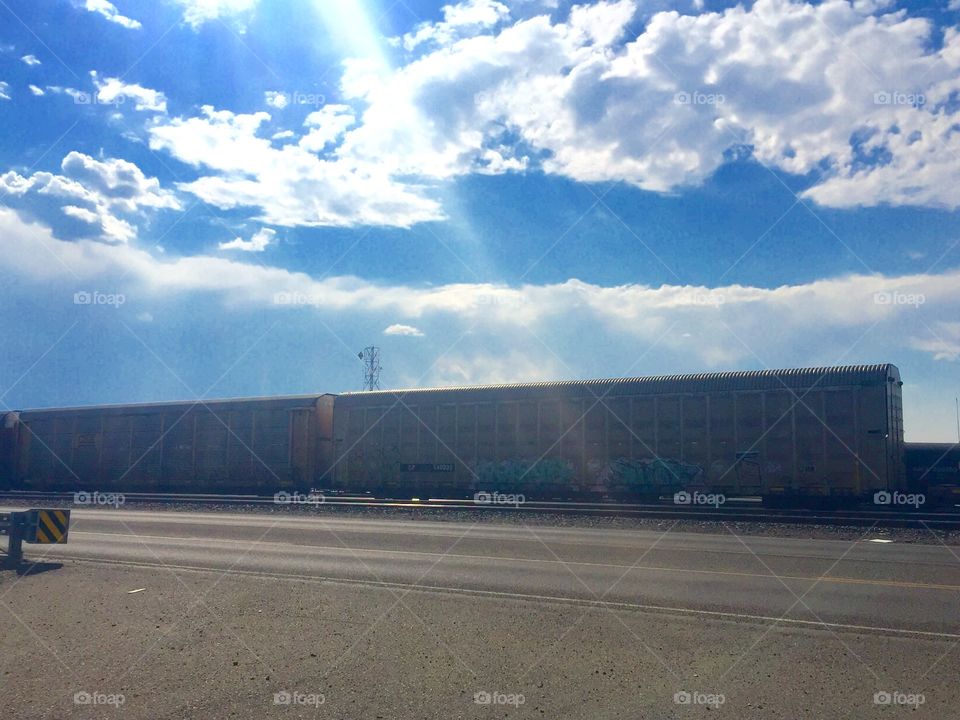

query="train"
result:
[1,363,958,507]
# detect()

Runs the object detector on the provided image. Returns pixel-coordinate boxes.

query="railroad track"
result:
[1,490,959,529]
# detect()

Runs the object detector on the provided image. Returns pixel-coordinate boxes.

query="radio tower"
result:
[358,346,382,391]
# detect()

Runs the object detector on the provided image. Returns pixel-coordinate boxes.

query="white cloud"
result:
[430,350,560,386]
[93,74,167,112]
[910,321,960,361]
[384,323,425,337]
[148,106,444,228]
[20,54,40,66]
[84,0,142,29]
[28,85,44,96]
[59,151,179,212]
[146,0,960,227]
[271,130,294,141]
[3,206,960,376]
[60,205,100,224]
[328,0,960,210]
[172,0,259,28]
[0,152,179,244]
[0,82,9,101]
[218,227,275,252]
[299,105,355,153]
[400,0,511,50]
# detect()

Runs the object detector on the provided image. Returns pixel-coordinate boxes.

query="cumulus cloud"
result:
[218,227,275,252]
[148,106,444,227]
[384,323,425,337]
[136,0,960,227]
[92,74,167,112]
[171,0,259,28]
[299,105,356,153]
[0,152,179,243]
[0,82,9,100]
[84,0,142,29]
[400,0,511,51]
[20,54,40,66]
[337,0,960,210]
[28,85,44,96]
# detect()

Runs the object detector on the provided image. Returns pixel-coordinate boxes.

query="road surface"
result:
[1,508,958,718]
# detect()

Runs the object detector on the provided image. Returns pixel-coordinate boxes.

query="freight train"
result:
[1,364,958,507]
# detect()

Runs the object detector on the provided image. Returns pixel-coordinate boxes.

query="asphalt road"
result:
[4,507,960,718]
[13,508,960,637]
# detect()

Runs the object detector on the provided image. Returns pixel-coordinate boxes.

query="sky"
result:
[0,0,958,440]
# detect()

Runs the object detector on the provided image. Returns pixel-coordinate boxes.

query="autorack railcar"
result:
[3,395,334,492]
[329,364,905,502]
[0,364,923,504]
[905,442,960,504]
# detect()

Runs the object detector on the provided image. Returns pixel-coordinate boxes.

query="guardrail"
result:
[0,509,70,563]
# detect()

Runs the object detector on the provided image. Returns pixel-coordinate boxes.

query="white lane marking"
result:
[35,555,960,641]
[63,531,960,591]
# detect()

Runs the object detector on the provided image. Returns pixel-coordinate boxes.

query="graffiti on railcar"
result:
[475,458,574,490]
[596,457,704,491]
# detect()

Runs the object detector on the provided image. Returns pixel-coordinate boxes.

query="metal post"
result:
[2,512,24,564]
[8,517,23,563]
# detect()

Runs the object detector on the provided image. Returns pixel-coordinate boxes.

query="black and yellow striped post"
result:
[26,509,70,544]
[2,509,69,564]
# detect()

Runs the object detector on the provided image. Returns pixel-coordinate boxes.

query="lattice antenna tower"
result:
[358,346,382,391]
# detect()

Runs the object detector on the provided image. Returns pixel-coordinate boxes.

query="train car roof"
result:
[904,442,960,452]
[337,364,901,403]
[9,393,335,417]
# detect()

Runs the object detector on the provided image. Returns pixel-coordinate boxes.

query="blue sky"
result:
[0,0,959,440]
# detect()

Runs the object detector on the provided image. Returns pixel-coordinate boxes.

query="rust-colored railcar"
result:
[2,365,905,502]
[329,365,905,501]
[4,395,334,492]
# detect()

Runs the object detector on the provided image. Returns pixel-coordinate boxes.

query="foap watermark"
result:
[674,90,725,106]
[74,491,125,508]
[74,691,125,707]
[74,290,125,307]
[269,91,326,108]
[682,290,725,307]
[873,291,925,307]
[674,690,725,708]
[873,91,925,107]
[71,91,125,107]
[475,292,528,309]
[474,491,525,507]
[673,490,725,508]
[273,291,322,307]
[273,690,325,706]
[474,690,525,707]
[874,490,924,508]
[274,490,325,505]
[874,690,925,708]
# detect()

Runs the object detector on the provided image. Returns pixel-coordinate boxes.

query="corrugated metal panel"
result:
[337,364,899,405]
